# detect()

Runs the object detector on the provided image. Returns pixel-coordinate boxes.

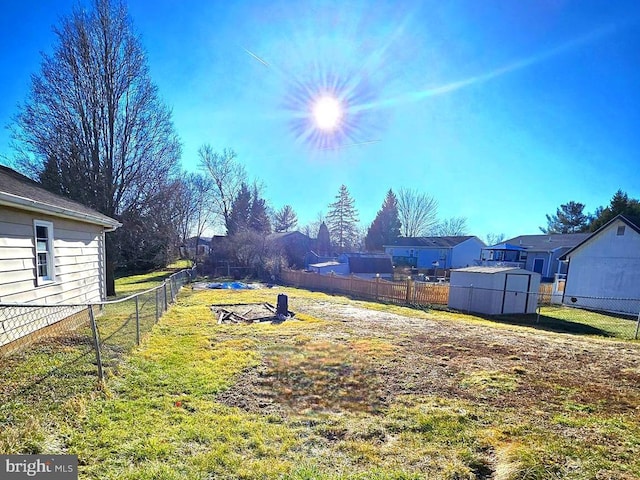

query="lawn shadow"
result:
[478,313,614,338]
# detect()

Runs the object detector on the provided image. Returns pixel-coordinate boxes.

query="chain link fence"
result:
[447,284,640,340]
[0,267,196,411]
[280,270,639,341]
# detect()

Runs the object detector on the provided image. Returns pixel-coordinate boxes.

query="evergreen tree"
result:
[589,190,640,231]
[316,221,332,256]
[540,201,591,234]
[365,189,401,251]
[326,185,359,251]
[227,183,251,236]
[249,183,271,234]
[274,205,298,232]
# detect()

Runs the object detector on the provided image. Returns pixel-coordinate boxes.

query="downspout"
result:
[101,229,107,301]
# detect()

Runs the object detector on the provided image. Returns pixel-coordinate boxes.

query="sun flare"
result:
[312,95,343,131]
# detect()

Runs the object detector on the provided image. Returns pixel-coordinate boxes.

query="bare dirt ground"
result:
[218,297,640,418]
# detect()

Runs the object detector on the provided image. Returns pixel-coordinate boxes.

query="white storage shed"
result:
[448,266,541,315]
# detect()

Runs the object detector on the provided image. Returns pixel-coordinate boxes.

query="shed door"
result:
[502,274,529,314]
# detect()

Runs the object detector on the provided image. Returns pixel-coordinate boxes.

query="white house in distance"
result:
[560,214,640,314]
[384,236,485,270]
[0,166,121,347]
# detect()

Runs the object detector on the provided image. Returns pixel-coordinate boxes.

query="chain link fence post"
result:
[88,305,104,382]
[135,295,140,345]
[155,288,159,323]
[163,282,168,312]
[635,310,640,340]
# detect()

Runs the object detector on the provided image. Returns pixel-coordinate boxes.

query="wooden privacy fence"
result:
[280,270,555,308]
[279,270,450,306]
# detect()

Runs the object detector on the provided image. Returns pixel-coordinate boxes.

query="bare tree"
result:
[397,188,439,237]
[12,0,181,295]
[433,217,469,236]
[301,212,325,239]
[485,232,505,246]
[175,172,214,260]
[199,145,247,233]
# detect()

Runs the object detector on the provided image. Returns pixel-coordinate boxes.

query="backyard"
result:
[1,276,640,479]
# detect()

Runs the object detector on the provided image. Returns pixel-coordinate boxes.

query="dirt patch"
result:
[217,299,640,418]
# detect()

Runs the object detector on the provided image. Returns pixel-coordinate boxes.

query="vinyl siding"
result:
[0,206,106,346]
[563,218,640,312]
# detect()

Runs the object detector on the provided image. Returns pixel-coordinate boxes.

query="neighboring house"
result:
[384,236,485,270]
[180,236,211,259]
[309,253,394,279]
[0,166,121,347]
[559,215,640,313]
[267,231,312,268]
[480,233,591,281]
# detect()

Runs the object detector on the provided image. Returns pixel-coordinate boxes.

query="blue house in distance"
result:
[384,236,485,270]
[480,233,591,281]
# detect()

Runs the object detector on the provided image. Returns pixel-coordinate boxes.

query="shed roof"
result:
[0,165,120,228]
[386,236,477,248]
[309,261,342,268]
[453,266,535,275]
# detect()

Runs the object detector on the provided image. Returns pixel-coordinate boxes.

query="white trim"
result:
[0,192,120,229]
[34,219,56,285]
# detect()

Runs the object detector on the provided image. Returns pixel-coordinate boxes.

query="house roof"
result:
[453,266,536,275]
[0,165,120,229]
[497,233,591,252]
[560,214,640,260]
[339,253,394,274]
[385,236,478,248]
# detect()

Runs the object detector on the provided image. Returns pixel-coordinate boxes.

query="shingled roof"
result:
[0,165,120,228]
[386,236,476,248]
[497,233,591,251]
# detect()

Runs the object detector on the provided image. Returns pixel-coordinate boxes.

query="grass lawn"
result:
[2,280,640,479]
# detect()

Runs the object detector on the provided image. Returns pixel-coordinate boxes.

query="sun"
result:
[312,95,343,131]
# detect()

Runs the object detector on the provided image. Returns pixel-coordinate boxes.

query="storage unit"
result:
[448,266,540,315]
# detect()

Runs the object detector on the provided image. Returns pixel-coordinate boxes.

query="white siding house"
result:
[0,166,120,347]
[560,215,640,314]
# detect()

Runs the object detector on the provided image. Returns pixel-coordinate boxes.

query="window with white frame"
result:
[34,220,55,284]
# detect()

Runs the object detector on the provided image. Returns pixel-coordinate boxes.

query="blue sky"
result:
[1,0,639,239]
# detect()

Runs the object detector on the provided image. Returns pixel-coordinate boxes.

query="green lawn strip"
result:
[0,265,191,454]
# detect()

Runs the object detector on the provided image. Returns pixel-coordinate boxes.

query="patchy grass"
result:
[2,283,640,479]
[0,264,191,456]
[114,260,192,297]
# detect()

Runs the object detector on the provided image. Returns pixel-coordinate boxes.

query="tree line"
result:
[540,190,640,234]
[9,0,634,289]
[8,0,472,287]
